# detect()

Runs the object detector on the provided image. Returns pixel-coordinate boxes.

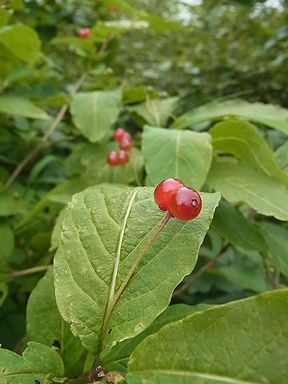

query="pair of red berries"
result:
[154,178,202,221]
[78,28,90,39]
[107,128,133,167]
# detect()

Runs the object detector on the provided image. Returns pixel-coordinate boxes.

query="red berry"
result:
[113,128,125,142]
[122,132,132,141]
[169,186,202,221]
[154,178,184,211]
[107,151,119,166]
[118,150,129,165]
[78,28,90,38]
[119,137,132,151]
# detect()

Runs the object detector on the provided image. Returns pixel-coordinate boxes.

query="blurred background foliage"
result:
[1,0,288,352]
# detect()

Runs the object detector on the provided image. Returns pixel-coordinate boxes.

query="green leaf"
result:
[212,200,266,251]
[207,158,288,221]
[0,25,41,63]
[210,119,288,184]
[54,186,220,356]
[219,251,268,293]
[261,223,288,277]
[27,268,87,377]
[275,140,288,172]
[172,99,288,134]
[0,96,49,119]
[129,97,178,127]
[142,126,212,189]
[0,341,64,383]
[103,304,212,371]
[70,90,122,143]
[0,9,12,28]
[127,289,288,384]
[0,192,25,217]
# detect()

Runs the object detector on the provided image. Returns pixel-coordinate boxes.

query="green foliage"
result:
[54,186,220,355]
[127,289,288,383]
[0,1,287,383]
[142,126,212,188]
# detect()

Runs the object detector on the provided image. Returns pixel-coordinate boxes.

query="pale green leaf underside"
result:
[0,341,64,384]
[210,119,288,185]
[142,125,212,189]
[127,289,288,384]
[54,186,220,356]
[70,90,122,143]
[0,97,49,119]
[207,158,288,220]
[129,97,179,127]
[172,99,288,134]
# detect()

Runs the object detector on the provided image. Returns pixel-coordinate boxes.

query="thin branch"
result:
[4,73,87,188]
[10,265,49,278]
[173,250,225,298]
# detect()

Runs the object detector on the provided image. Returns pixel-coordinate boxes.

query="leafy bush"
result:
[0,1,288,383]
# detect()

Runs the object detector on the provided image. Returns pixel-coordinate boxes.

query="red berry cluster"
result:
[78,28,90,38]
[154,178,202,221]
[107,128,133,167]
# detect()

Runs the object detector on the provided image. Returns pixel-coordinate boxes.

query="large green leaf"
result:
[127,289,288,384]
[27,268,87,377]
[212,200,266,251]
[54,186,220,357]
[172,99,288,134]
[207,158,288,221]
[0,341,64,384]
[0,25,41,62]
[261,223,288,277]
[210,119,288,184]
[103,303,212,371]
[142,126,212,188]
[0,96,49,119]
[129,97,179,127]
[70,90,122,143]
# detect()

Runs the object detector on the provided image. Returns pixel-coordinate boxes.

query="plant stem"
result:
[173,249,225,298]
[4,73,87,188]
[10,265,49,278]
[114,211,171,303]
[97,211,171,360]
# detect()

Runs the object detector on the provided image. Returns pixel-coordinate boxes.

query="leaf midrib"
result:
[98,189,139,356]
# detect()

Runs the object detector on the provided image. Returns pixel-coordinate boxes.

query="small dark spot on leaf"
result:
[108,328,112,334]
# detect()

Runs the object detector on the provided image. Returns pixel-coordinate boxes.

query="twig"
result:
[4,73,87,188]
[173,251,224,298]
[10,265,49,278]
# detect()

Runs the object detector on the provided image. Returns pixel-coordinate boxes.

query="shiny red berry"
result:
[107,151,119,166]
[119,137,132,151]
[78,28,90,38]
[118,150,129,165]
[113,128,125,142]
[169,186,202,221]
[154,178,184,211]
